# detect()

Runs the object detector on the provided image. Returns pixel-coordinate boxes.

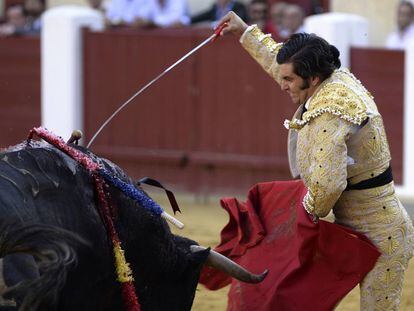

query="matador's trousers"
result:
[334,183,414,311]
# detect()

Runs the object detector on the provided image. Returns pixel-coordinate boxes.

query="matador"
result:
[219,12,414,310]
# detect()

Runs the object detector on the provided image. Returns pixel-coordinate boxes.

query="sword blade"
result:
[86,33,216,148]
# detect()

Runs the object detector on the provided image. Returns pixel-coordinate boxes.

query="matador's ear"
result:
[310,75,321,87]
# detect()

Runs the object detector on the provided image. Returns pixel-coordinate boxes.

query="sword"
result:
[87,23,228,148]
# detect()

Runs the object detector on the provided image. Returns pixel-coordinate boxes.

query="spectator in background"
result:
[268,1,288,40]
[191,0,248,26]
[279,4,305,39]
[106,0,145,26]
[131,0,190,28]
[88,0,106,13]
[247,0,270,33]
[0,5,27,36]
[386,0,414,49]
[24,0,45,34]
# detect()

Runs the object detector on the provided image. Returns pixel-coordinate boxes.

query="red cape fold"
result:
[199,180,380,311]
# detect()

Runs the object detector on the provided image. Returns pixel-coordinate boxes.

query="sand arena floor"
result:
[149,192,414,311]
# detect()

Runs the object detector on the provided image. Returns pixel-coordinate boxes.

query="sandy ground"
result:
[149,191,414,311]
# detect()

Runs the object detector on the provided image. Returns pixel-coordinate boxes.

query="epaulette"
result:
[284,82,368,130]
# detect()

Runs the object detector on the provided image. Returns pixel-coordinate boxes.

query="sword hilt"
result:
[212,23,228,42]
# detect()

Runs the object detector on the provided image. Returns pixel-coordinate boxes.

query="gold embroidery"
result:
[286,83,368,130]
[336,68,374,100]
[261,35,280,53]
[379,235,401,256]
[347,115,391,178]
[248,25,263,38]
[240,24,414,310]
[240,25,283,83]
[376,260,405,286]
[247,25,282,54]
[294,83,413,310]
[302,191,315,214]
[297,113,349,217]
[335,185,414,310]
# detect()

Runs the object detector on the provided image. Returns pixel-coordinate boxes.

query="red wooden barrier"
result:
[0,36,40,148]
[0,32,404,194]
[83,28,295,194]
[84,30,404,193]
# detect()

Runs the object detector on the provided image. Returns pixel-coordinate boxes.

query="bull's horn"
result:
[190,245,268,284]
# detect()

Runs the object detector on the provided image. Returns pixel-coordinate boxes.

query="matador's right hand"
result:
[216,11,248,38]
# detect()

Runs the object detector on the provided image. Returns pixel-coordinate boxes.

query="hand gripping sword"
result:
[87,23,228,148]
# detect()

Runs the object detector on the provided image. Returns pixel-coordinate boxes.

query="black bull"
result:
[0,141,266,310]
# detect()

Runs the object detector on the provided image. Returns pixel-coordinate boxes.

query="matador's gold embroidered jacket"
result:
[240,25,414,310]
[241,25,393,218]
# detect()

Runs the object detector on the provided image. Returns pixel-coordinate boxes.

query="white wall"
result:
[305,13,368,68]
[42,6,104,140]
[330,0,399,47]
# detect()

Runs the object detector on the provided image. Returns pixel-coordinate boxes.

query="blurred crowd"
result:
[1,0,414,50]
[0,0,311,39]
[100,0,308,41]
[0,0,44,36]
[386,1,414,49]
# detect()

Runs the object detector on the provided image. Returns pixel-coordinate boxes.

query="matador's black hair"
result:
[276,33,341,81]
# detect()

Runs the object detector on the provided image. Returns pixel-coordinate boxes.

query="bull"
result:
[0,129,266,310]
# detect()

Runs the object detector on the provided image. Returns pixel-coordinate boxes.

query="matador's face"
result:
[279,63,320,106]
